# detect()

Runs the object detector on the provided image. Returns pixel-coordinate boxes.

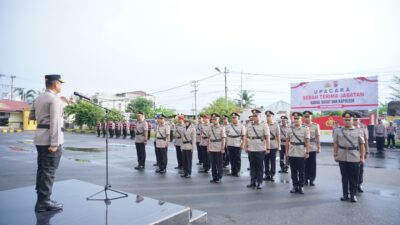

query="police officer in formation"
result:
[200,115,212,173]
[129,120,136,139]
[115,120,121,138]
[374,118,386,153]
[174,115,185,170]
[226,112,246,177]
[96,120,101,137]
[122,119,128,139]
[334,111,365,203]
[134,112,148,170]
[155,114,170,174]
[264,110,280,182]
[286,112,310,194]
[195,116,203,165]
[102,119,107,138]
[353,112,369,193]
[245,109,270,189]
[279,115,289,173]
[303,111,321,186]
[221,115,230,168]
[108,120,114,138]
[208,113,226,183]
[181,117,196,178]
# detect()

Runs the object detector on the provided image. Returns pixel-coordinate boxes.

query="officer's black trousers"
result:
[196,142,202,163]
[264,149,277,177]
[36,145,62,202]
[339,161,359,197]
[109,129,114,138]
[148,130,151,140]
[156,147,168,170]
[279,145,288,171]
[123,129,127,138]
[228,146,241,175]
[201,145,210,171]
[154,141,161,165]
[97,128,101,137]
[387,134,395,148]
[175,145,183,168]
[130,129,135,139]
[358,163,364,186]
[376,136,385,151]
[289,156,305,188]
[182,150,193,175]
[223,145,229,166]
[210,152,223,180]
[248,151,265,185]
[102,128,106,137]
[135,143,146,166]
[115,129,121,138]
[305,151,317,182]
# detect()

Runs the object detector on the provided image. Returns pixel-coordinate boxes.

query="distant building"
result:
[0,100,35,130]
[91,90,155,112]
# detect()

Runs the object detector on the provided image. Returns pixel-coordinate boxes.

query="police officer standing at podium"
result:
[30,74,65,212]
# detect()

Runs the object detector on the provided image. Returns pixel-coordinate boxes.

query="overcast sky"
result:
[0,0,399,113]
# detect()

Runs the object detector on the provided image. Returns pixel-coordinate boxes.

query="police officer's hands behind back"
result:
[48,146,58,153]
[304,152,309,159]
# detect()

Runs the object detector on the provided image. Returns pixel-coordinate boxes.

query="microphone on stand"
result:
[73,92,91,101]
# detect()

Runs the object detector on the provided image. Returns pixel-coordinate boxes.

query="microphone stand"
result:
[76,98,128,201]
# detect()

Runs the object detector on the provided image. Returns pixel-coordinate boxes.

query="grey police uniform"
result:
[195,123,203,164]
[200,123,212,171]
[208,124,226,180]
[30,89,64,204]
[264,122,280,180]
[246,122,270,186]
[155,124,170,171]
[334,127,365,198]
[226,123,246,175]
[174,123,185,169]
[134,120,148,168]
[304,122,320,184]
[181,125,196,176]
[287,126,310,189]
[374,123,386,151]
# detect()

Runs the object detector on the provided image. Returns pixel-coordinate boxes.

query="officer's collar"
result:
[343,126,355,130]
[213,123,220,128]
[46,89,57,95]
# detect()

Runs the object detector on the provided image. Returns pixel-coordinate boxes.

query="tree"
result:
[201,97,241,117]
[152,106,176,118]
[389,75,400,100]
[236,90,254,108]
[13,88,36,102]
[104,109,125,122]
[65,100,105,129]
[126,97,154,119]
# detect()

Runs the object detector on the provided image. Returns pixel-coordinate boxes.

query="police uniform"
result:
[303,111,321,186]
[115,121,121,138]
[122,120,128,139]
[353,112,369,193]
[200,115,212,172]
[279,115,289,173]
[264,110,280,182]
[29,74,65,212]
[374,120,386,152]
[226,112,246,177]
[155,114,170,173]
[96,120,101,137]
[334,111,365,202]
[102,120,107,138]
[222,115,230,168]
[181,120,196,178]
[387,123,396,148]
[246,109,270,189]
[195,118,203,165]
[208,113,226,183]
[287,112,310,194]
[108,121,114,138]
[147,121,152,140]
[134,112,148,170]
[174,115,185,170]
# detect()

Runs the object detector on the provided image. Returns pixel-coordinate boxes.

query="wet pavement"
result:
[1,131,400,225]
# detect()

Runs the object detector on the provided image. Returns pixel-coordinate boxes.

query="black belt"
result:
[37,124,64,132]
[176,137,181,139]
[202,137,208,139]
[248,137,261,140]
[270,137,275,140]
[310,138,316,142]
[290,142,304,146]
[281,139,286,142]
[157,137,166,140]
[339,145,358,150]
[228,135,241,138]
[211,139,221,142]
[183,141,192,144]
[136,132,143,135]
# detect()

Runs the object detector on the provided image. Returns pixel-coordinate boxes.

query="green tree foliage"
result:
[13,88,36,103]
[153,105,176,118]
[104,109,125,122]
[126,97,154,119]
[389,75,400,100]
[236,90,254,108]
[200,97,241,117]
[64,100,105,128]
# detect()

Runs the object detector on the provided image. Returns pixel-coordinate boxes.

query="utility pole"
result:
[224,67,228,108]
[191,80,199,120]
[10,75,16,100]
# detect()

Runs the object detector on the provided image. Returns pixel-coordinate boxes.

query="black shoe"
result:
[134,166,141,170]
[247,183,256,188]
[256,183,263,189]
[174,166,182,170]
[153,163,158,166]
[284,170,289,174]
[350,195,357,203]
[247,168,251,171]
[196,162,202,165]
[357,186,364,193]
[35,200,63,212]
[304,180,309,186]
[181,173,187,177]
[270,177,275,182]
[264,176,271,181]
[290,187,298,193]
[226,173,232,176]
[155,169,161,173]
[231,173,240,177]
[309,181,315,186]
[159,169,166,174]
[210,179,217,183]
[278,169,284,173]
[184,174,191,178]
[199,170,209,173]
[178,170,185,174]
[215,179,221,183]
[340,196,349,201]
[298,187,304,194]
